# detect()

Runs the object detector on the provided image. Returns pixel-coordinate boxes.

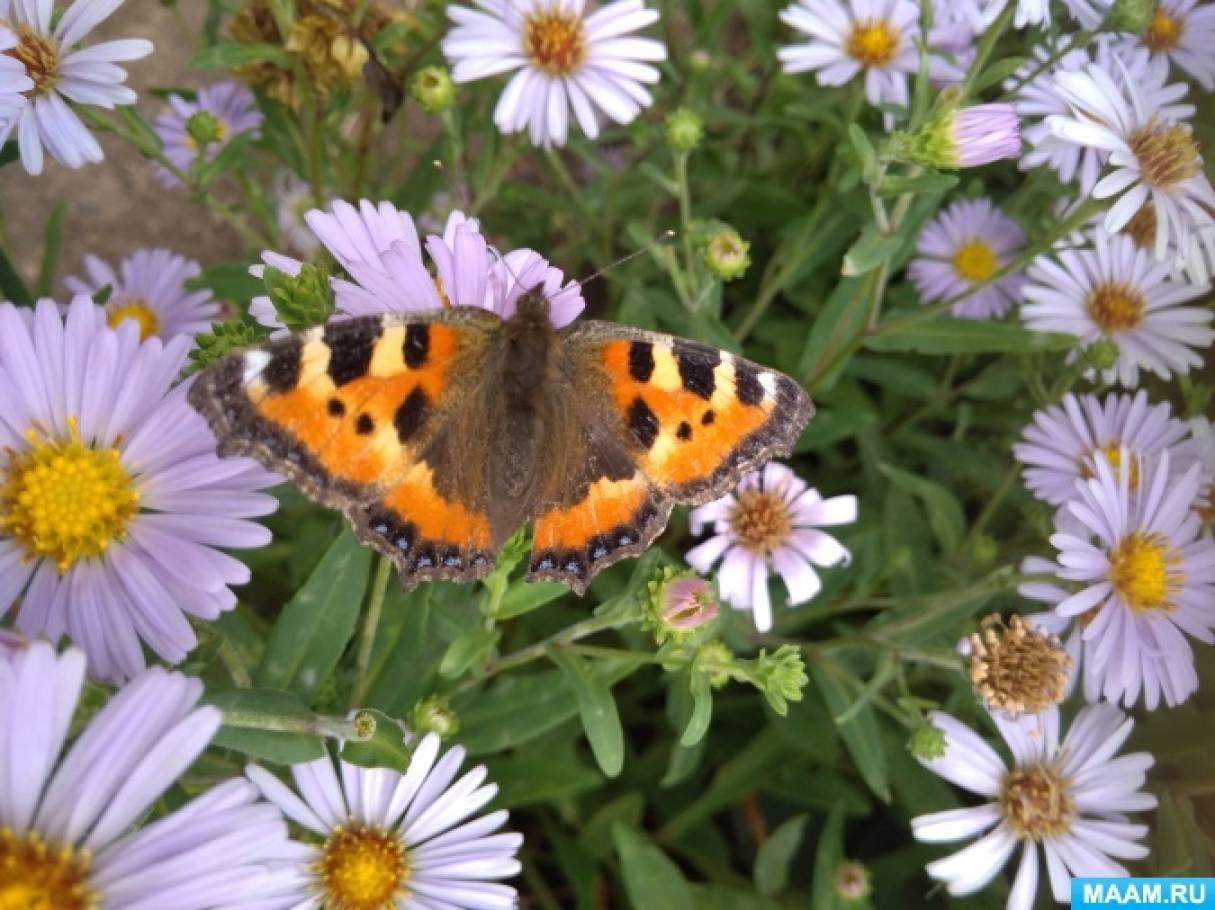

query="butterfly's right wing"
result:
[188,308,505,586]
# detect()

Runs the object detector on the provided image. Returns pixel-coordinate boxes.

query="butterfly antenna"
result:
[576,230,677,289]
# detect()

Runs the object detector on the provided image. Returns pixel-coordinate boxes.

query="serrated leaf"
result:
[754,814,808,896]
[878,463,965,553]
[549,648,625,777]
[191,42,292,69]
[439,626,500,679]
[206,688,325,764]
[867,314,1075,353]
[808,662,890,801]
[254,530,370,700]
[340,709,413,773]
[613,825,694,910]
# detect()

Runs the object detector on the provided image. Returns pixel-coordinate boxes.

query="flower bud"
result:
[833,861,873,904]
[665,107,704,153]
[1104,0,1155,33]
[352,709,378,740]
[410,695,460,738]
[186,110,226,149]
[266,262,335,331]
[907,719,946,760]
[695,640,736,689]
[902,103,1021,169]
[751,644,807,715]
[411,65,456,115]
[703,227,751,281]
[646,567,719,643]
[1083,338,1121,372]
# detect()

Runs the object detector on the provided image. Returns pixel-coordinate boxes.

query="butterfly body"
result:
[189,295,813,594]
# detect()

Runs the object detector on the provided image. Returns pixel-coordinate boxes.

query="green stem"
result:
[961,1,1015,100]
[219,707,368,740]
[672,149,701,307]
[217,637,253,688]
[348,556,393,709]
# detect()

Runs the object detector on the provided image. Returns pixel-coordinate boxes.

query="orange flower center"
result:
[730,489,793,555]
[524,9,587,76]
[1143,7,1185,51]
[0,828,95,910]
[846,20,899,67]
[1128,119,1201,189]
[316,824,409,910]
[5,25,59,96]
[1086,281,1146,333]
[1000,765,1074,841]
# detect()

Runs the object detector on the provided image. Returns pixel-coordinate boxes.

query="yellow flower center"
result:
[317,824,408,910]
[4,25,60,96]
[106,298,161,341]
[951,239,999,283]
[523,9,587,76]
[1086,281,1146,332]
[966,614,1071,716]
[1000,765,1074,841]
[0,828,95,910]
[1109,531,1182,613]
[730,488,793,555]
[1128,119,1202,189]
[1122,202,1157,250]
[0,419,140,573]
[846,20,899,67]
[1143,7,1185,50]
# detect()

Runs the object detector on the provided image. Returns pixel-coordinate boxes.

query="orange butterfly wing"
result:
[189,310,501,586]
[526,323,813,592]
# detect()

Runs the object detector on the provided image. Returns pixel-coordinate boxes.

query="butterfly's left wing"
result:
[527,321,814,592]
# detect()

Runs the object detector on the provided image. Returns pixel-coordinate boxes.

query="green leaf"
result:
[254,530,370,700]
[972,55,1028,93]
[190,42,292,69]
[847,124,877,183]
[867,314,1075,354]
[439,626,501,679]
[680,670,713,747]
[797,277,868,392]
[0,240,31,306]
[754,814,808,896]
[808,662,890,801]
[841,227,903,277]
[810,803,847,910]
[340,709,413,773]
[206,688,325,764]
[35,203,67,298]
[485,755,603,808]
[549,649,625,777]
[495,581,567,619]
[878,463,965,553]
[612,825,694,910]
[877,171,959,196]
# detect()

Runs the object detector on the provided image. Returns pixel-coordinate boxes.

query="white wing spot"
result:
[242,350,272,384]
[758,371,779,399]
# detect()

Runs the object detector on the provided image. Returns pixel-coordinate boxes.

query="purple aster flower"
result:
[1013,390,1192,507]
[154,80,264,187]
[912,703,1155,906]
[686,462,857,632]
[0,0,152,175]
[0,641,294,907]
[245,734,523,909]
[0,298,278,681]
[908,198,1026,320]
[253,199,586,328]
[1049,450,1215,709]
[64,248,220,343]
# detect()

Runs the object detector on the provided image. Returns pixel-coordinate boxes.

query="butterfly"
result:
[188,293,814,594]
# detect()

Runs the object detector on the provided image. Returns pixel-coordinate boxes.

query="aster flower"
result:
[442,0,667,148]
[64,248,220,343]
[254,199,586,328]
[0,0,152,175]
[1113,0,1215,90]
[1013,390,1192,506]
[1021,228,1213,387]
[778,0,920,129]
[0,641,294,907]
[1050,450,1215,708]
[245,734,522,909]
[908,198,1026,320]
[1014,44,1193,195]
[1046,60,1215,278]
[153,80,264,187]
[686,462,857,633]
[912,703,1155,908]
[927,0,981,85]
[0,298,277,681]
[961,613,1072,717]
[0,27,34,120]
